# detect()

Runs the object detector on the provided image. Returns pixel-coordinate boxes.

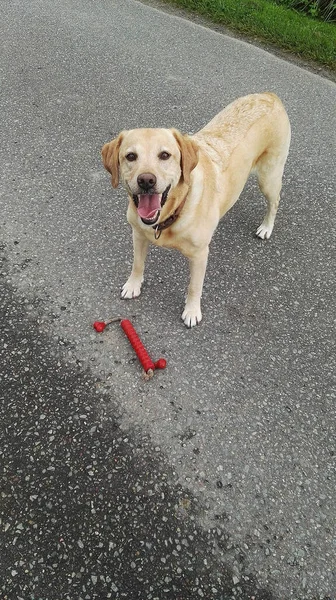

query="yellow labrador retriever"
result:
[102,92,291,327]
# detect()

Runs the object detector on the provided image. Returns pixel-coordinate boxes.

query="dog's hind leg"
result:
[255,102,291,240]
[255,152,286,240]
[255,121,290,240]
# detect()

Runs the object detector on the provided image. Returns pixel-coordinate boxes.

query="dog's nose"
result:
[137,173,157,192]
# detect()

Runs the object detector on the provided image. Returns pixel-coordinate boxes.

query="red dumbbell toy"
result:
[93,317,166,378]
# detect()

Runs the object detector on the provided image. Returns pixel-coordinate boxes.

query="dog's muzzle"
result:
[132,185,171,225]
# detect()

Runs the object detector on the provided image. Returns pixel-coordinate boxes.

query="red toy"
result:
[93,317,166,378]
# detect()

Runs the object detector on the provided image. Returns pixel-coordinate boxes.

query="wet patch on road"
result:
[0,253,274,599]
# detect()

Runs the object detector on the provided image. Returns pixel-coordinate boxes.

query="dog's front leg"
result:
[182,246,209,328]
[121,228,149,299]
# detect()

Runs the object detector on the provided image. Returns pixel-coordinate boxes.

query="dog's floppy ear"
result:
[172,130,198,185]
[101,133,124,188]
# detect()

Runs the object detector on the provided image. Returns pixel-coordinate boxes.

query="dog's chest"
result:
[148,226,178,249]
[140,223,192,254]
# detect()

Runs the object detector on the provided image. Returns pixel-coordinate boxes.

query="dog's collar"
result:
[153,193,188,240]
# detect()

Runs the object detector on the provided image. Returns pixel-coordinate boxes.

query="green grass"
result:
[275,0,335,23]
[158,0,336,70]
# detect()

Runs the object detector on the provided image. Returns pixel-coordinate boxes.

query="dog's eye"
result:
[159,151,171,160]
[125,152,137,162]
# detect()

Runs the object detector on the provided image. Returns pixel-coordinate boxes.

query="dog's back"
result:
[194,92,290,171]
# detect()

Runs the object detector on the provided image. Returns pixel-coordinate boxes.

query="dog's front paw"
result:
[121,277,143,299]
[182,304,202,328]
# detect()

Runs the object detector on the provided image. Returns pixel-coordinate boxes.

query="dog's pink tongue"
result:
[137,194,161,219]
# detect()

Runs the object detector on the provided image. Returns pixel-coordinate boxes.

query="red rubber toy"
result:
[93,318,166,377]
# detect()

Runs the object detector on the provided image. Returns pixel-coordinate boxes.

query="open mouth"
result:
[133,185,171,225]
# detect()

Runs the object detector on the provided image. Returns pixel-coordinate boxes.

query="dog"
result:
[102,92,291,327]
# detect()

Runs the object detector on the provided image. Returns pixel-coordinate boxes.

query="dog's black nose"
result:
[137,173,157,192]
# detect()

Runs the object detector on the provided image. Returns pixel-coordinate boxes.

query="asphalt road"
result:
[0,1,335,599]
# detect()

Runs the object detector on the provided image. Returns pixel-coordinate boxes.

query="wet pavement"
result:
[1,267,274,600]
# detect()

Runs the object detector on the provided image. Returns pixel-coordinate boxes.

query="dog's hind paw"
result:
[256,221,274,240]
[121,277,143,299]
[182,305,202,328]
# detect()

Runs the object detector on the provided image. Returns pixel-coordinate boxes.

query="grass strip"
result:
[159,0,336,70]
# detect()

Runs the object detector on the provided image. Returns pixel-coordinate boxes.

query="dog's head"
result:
[101,128,198,225]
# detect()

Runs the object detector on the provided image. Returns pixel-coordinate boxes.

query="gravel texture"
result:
[0,1,335,598]
[0,269,273,600]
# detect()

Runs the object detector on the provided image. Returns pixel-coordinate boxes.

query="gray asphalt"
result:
[0,1,335,599]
